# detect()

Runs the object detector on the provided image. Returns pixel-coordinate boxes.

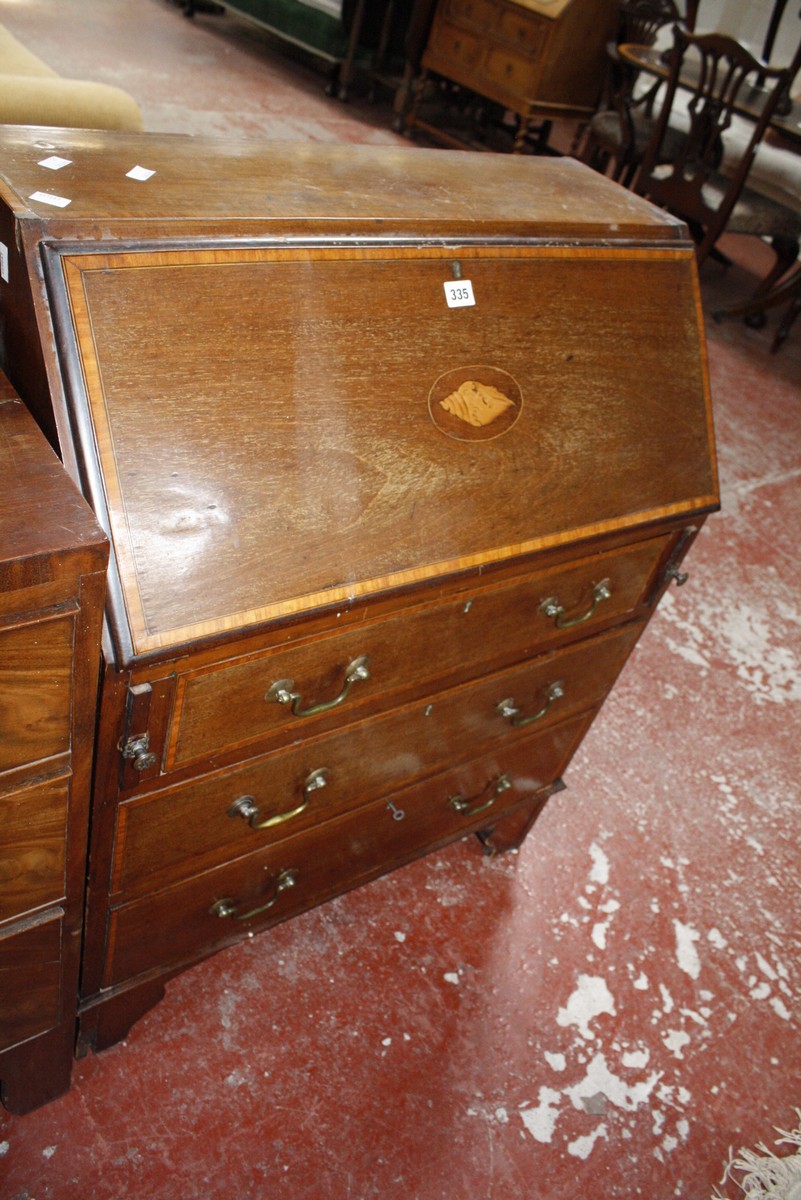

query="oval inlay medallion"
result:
[428,366,523,442]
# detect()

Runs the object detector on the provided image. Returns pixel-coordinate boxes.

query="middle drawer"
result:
[111,620,642,899]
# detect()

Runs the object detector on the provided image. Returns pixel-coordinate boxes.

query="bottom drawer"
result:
[104,710,592,987]
[0,914,62,1052]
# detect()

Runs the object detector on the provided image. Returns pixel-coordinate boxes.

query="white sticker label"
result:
[29,191,71,208]
[0,242,8,284]
[38,155,72,171]
[444,280,475,308]
[126,165,156,181]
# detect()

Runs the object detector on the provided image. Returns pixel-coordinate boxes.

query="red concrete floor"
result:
[0,2,800,1198]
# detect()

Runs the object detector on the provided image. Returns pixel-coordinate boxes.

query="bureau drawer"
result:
[105,713,590,986]
[115,621,640,897]
[169,534,669,769]
[483,46,540,98]
[497,6,547,53]
[425,19,485,72]
[0,777,68,922]
[444,0,497,28]
[0,609,74,776]
[0,914,62,1052]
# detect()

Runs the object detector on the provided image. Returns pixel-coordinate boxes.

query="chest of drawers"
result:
[410,0,617,149]
[0,127,718,1096]
[0,376,107,1114]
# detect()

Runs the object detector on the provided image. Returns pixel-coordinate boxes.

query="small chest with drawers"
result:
[411,0,617,148]
[0,126,718,1106]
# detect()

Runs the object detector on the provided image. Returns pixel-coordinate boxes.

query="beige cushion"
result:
[0,76,144,132]
[0,22,143,131]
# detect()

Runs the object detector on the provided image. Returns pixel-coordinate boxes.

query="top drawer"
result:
[0,609,75,778]
[168,534,670,769]
[497,7,546,51]
[443,0,498,29]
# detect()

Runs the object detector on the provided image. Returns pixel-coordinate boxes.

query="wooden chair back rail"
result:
[635,26,794,264]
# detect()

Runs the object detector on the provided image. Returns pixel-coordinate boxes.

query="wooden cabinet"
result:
[0,377,108,1114]
[0,126,717,1091]
[409,0,617,148]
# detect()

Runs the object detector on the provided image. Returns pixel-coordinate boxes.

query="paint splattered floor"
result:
[0,2,799,1197]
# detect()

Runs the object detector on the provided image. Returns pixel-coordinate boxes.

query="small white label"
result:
[0,242,8,284]
[38,155,72,171]
[444,279,475,308]
[29,191,71,208]
[126,165,156,181]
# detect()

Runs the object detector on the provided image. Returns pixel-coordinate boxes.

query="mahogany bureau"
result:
[0,126,718,1109]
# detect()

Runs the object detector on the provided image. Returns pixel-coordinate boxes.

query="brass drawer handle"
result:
[448,773,512,818]
[539,579,611,630]
[496,680,564,728]
[228,768,329,830]
[266,655,371,717]
[210,868,297,922]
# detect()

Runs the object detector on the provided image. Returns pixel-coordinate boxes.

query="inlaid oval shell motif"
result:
[429,366,523,442]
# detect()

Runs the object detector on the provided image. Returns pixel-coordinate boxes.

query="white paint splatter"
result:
[622,1049,650,1069]
[662,1030,691,1059]
[589,843,610,885]
[632,972,650,991]
[756,953,777,980]
[660,984,675,1013]
[568,1124,608,1159]
[443,972,460,986]
[394,931,406,943]
[545,1051,566,1072]
[520,1087,562,1143]
[564,1053,662,1113]
[770,997,791,1021]
[674,921,702,979]
[592,922,608,950]
[0,1141,9,1156]
[708,928,727,950]
[557,975,616,1040]
[42,1145,57,1159]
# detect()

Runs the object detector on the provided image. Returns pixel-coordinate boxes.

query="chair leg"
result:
[750,236,800,303]
[713,264,801,348]
[773,289,801,351]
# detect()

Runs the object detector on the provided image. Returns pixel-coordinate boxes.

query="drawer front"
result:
[0,611,74,776]
[0,777,68,921]
[483,47,539,97]
[0,915,62,1051]
[170,535,669,769]
[425,19,485,72]
[115,621,641,897]
[497,7,547,53]
[444,0,497,28]
[105,714,590,986]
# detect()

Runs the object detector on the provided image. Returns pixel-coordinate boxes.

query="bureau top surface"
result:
[0,126,684,242]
